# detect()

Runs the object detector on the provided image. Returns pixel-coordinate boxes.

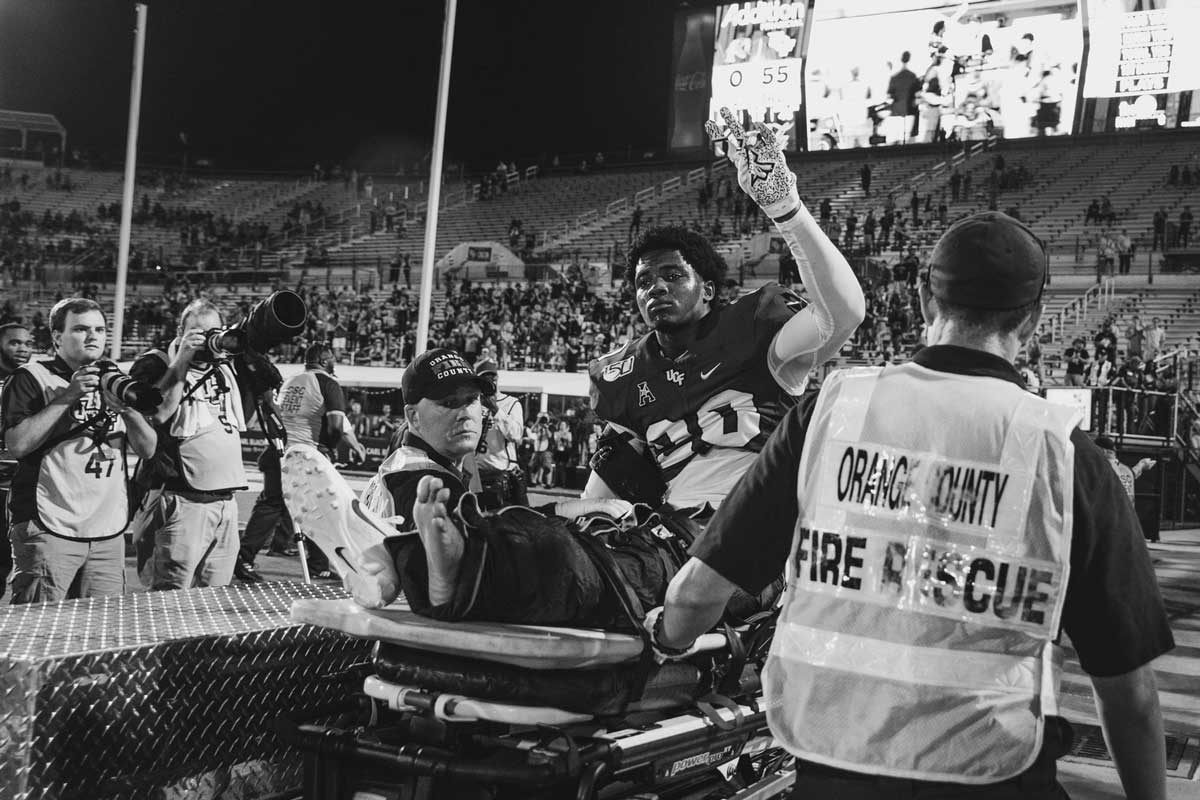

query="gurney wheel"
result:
[575,761,607,800]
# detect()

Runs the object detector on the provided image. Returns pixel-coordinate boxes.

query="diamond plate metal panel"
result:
[0,582,372,800]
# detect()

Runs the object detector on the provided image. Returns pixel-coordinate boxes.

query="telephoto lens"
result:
[96,362,164,413]
[202,328,248,358]
[235,290,307,352]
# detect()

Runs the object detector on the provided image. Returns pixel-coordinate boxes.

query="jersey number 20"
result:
[645,389,762,470]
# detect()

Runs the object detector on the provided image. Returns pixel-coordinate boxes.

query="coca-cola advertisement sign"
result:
[669,8,717,151]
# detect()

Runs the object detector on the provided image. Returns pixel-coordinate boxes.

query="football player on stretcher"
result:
[286,107,865,665]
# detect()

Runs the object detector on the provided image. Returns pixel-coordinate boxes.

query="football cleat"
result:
[282,444,401,608]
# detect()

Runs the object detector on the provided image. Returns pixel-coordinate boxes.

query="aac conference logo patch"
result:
[602,356,634,382]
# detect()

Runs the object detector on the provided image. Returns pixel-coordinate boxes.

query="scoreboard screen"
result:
[709,1,810,152]
[1082,3,1200,97]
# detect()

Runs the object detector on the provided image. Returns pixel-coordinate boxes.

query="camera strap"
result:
[254,398,287,456]
[27,409,108,462]
[179,363,221,403]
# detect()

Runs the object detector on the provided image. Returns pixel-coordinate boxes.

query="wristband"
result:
[771,205,800,224]
[651,608,693,657]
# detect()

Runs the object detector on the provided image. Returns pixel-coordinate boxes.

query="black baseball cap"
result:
[926,211,1046,310]
[402,348,490,405]
[1094,435,1116,451]
[475,358,498,376]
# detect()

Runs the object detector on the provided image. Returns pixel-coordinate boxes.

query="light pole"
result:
[415,0,458,356]
[109,2,148,361]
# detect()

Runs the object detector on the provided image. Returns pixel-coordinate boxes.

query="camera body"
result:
[96,361,163,413]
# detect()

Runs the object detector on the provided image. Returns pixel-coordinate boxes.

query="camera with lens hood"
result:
[96,361,164,413]
[227,290,309,397]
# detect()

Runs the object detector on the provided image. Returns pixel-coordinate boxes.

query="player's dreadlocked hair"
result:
[625,225,728,294]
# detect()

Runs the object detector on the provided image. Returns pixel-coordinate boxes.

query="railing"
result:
[1039,279,1114,343]
[1177,392,1199,450]
[901,136,998,194]
[1060,385,1179,446]
[533,160,732,253]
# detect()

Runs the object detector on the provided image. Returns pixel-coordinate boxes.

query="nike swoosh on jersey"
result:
[700,363,722,380]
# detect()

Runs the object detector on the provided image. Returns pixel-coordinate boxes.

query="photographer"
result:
[131,299,257,590]
[237,343,365,581]
[472,359,527,509]
[1,299,157,603]
[526,412,554,489]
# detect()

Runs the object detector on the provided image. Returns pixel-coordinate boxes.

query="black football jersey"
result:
[589,284,802,506]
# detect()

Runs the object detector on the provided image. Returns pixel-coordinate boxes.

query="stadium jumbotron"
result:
[0,1,1198,798]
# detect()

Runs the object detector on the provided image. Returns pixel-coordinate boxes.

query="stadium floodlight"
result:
[415,0,458,357]
[110,2,148,362]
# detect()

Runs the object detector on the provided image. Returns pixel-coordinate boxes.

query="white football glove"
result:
[705,106,800,220]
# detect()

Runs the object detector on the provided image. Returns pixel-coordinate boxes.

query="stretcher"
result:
[283,598,793,799]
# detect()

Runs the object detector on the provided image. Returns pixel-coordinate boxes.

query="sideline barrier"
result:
[0,583,371,799]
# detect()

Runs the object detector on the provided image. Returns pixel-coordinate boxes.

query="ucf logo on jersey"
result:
[665,369,685,386]
[72,388,110,424]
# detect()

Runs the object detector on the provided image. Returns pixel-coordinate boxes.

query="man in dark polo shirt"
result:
[649,212,1172,798]
[0,322,33,598]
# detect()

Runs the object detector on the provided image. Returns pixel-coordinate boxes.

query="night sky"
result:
[0,0,678,170]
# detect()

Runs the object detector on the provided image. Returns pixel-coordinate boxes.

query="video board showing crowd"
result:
[801,0,1083,149]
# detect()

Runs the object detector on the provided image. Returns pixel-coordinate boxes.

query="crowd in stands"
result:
[1057,312,1194,436]
[0,165,35,192]
[826,155,1031,259]
[1167,163,1200,188]
[0,197,108,287]
[284,274,645,372]
[136,169,204,196]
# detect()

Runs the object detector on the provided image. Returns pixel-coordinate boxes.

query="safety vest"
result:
[361,445,459,526]
[149,350,247,492]
[765,363,1080,783]
[23,361,131,539]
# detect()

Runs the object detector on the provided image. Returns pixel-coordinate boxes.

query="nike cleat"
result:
[282,444,401,608]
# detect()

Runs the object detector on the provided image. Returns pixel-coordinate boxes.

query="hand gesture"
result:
[705,106,799,219]
[348,441,367,464]
[66,365,101,402]
[1135,457,1157,473]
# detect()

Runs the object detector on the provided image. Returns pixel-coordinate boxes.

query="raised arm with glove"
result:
[706,107,865,394]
